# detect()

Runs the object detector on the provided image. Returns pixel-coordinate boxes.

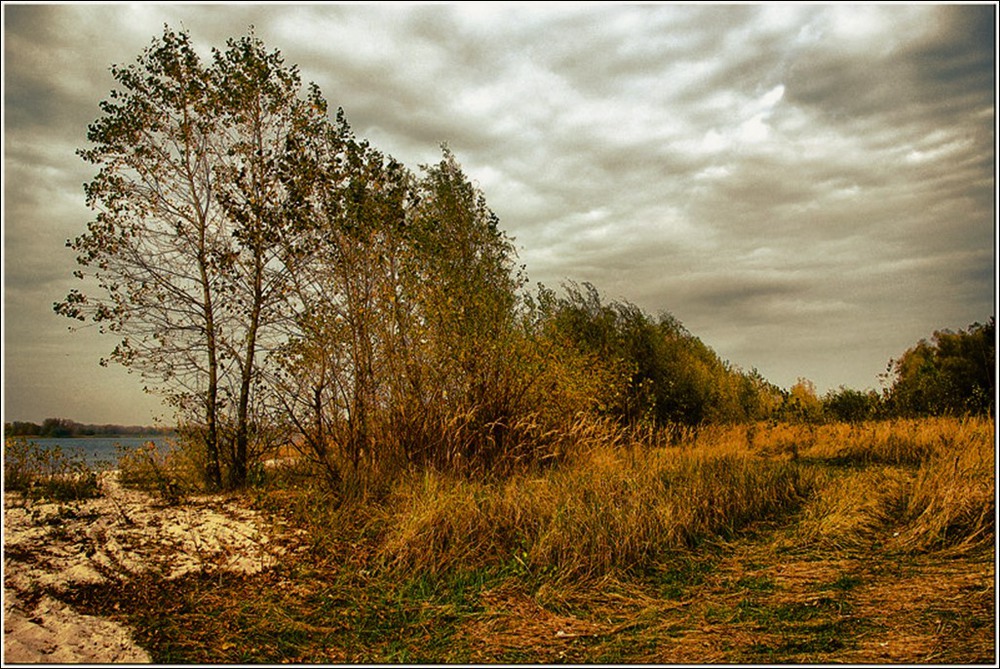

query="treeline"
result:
[3,418,173,438]
[527,282,783,426]
[55,27,994,491]
[824,318,995,421]
[529,284,994,426]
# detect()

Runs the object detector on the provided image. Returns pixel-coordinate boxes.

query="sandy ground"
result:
[3,472,307,664]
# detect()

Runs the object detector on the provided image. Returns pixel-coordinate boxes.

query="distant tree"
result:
[4,422,43,437]
[884,319,995,416]
[823,386,881,422]
[544,282,763,426]
[40,418,77,438]
[783,378,824,423]
[55,27,325,488]
[737,368,785,422]
[4,420,172,438]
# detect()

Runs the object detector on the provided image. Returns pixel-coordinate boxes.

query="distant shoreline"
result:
[4,419,175,439]
[23,433,176,439]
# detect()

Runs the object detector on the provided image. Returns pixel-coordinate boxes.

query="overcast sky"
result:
[3,3,996,425]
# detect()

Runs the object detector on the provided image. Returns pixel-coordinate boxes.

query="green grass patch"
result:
[736,574,776,593]
[741,613,862,661]
[648,552,718,599]
[825,572,864,591]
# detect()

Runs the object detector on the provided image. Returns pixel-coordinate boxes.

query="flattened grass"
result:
[791,417,994,556]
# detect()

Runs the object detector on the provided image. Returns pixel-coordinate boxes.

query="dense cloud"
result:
[3,4,995,424]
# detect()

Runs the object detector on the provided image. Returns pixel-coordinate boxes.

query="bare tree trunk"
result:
[200,272,223,489]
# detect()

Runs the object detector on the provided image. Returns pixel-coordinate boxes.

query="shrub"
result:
[3,437,100,501]
[117,438,203,504]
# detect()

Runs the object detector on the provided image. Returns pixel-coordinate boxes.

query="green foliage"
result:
[823,387,882,423]
[273,129,535,485]
[534,282,779,427]
[3,437,101,501]
[396,148,530,473]
[782,378,825,424]
[4,421,44,437]
[883,319,994,417]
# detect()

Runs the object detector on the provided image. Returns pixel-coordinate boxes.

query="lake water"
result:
[19,436,175,471]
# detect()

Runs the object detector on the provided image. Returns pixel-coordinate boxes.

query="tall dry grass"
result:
[3,437,101,501]
[117,438,207,503]
[373,417,993,583]
[885,424,994,554]
[789,417,994,555]
[377,417,816,581]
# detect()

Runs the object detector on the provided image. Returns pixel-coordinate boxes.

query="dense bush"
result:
[823,387,882,422]
[531,282,784,428]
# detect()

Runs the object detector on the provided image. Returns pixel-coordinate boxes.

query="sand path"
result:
[3,472,306,664]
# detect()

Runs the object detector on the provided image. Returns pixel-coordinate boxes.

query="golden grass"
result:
[793,468,908,551]
[789,417,994,556]
[845,557,995,663]
[789,416,990,465]
[378,417,816,581]
[377,416,994,583]
[887,431,995,554]
[43,416,992,664]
